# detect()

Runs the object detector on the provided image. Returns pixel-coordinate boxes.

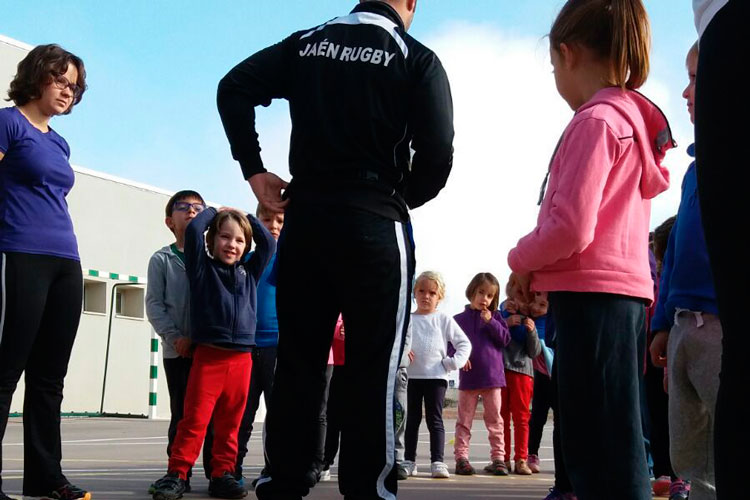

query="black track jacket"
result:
[217,1,454,222]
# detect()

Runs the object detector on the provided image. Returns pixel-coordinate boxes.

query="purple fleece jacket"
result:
[453,307,511,390]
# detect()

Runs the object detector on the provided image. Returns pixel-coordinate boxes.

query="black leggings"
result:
[528,369,552,456]
[644,357,674,480]
[695,3,750,498]
[404,378,447,463]
[0,252,82,495]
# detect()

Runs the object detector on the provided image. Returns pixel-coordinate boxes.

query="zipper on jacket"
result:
[230,268,238,340]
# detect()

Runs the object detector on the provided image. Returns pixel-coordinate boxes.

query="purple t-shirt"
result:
[0,107,79,260]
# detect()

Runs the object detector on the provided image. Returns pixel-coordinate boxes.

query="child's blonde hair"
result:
[687,41,699,64]
[414,271,446,300]
[550,0,651,90]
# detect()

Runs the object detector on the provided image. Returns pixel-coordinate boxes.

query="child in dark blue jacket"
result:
[152,206,275,500]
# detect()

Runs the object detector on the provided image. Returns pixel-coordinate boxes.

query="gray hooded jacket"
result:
[146,245,191,359]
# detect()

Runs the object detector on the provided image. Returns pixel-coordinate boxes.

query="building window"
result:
[83,280,106,314]
[115,286,145,319]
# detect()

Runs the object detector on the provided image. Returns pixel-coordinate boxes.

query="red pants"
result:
[168,345,252,479]
[501,370,534,462]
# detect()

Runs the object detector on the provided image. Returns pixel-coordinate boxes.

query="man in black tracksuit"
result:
[217,1,454,498]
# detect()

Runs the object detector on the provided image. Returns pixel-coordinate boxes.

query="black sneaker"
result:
[151,472,186,500]
[208,472,247,499]
[149,478,190,494]
[26,484,91,500]
[254,476,306,500]
[0,491,16,500]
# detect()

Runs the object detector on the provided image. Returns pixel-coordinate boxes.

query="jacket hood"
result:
[156,244,186,267]
[579,87,674,199]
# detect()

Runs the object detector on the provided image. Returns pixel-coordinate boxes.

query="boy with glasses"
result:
[146,190,213,492]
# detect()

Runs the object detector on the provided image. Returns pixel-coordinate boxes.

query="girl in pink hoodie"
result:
[506,1,673,500]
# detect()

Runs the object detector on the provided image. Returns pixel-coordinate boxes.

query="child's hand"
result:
[504,299,519,314]
[462,359,472,371]
[174,337,192,358]
[649,331,669,367]
[506,314,522,327]
[524,317,535,332]
[339,324,345,338]
[480,309,491,323]
[408,350,415,363]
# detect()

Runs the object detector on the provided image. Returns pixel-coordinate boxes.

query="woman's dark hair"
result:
[6,44,87,114]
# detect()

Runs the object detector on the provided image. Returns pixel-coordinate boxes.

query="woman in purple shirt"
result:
[0,44,90,500]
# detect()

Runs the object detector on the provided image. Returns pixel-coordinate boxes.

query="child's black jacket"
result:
[185,207,275,350]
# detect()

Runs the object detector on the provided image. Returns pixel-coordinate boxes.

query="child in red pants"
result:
[499,292,541,475]
[151,207,275,500]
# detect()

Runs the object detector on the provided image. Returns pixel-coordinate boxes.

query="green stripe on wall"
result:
[149,393,157,406]
[150,366,158,379]
[151,339,159,352]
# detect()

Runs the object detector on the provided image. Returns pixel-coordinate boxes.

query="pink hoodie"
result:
[508,88,673,302]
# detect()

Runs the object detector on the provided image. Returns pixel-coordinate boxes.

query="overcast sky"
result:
[2,1,698,314]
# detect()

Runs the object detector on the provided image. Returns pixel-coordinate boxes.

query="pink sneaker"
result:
[528,454,541,473]
[652,475,671,496]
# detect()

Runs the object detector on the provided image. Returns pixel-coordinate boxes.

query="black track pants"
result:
[0,252,82,495]
[259,203,415,500]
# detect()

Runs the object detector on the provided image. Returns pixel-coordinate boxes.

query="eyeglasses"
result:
[52,75,83,98]
[173,201,206,213]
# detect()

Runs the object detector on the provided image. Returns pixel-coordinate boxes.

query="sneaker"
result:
[303,467,320,488]
[254,475,309,500]
[26,484,92,500]
[396,463,409,480]
[401,460,418,477]
[514,459,533,475]
[652,475,671,496]
[454,458,475,476]
[543,487,578,500]
[430,461,450,478]
[1,492,16,500]
[668,479,690,500]
[152,473,186,500]
[208,472,247,499]
[527,454,541,473]
[250,473,267,490]
[319,464,331,482]
[483,458,509,476]
[149,478,190,495]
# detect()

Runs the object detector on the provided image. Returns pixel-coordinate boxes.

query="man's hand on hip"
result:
[248,172,290,212]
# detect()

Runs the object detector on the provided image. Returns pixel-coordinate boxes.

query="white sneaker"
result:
[319,466,331,481]
[430,461,450,478]
[402,460,418,476]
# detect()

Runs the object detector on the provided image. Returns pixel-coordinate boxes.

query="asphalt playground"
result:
[2,416,558,499]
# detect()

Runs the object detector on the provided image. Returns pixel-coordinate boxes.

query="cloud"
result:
[248,22,692,316]
[411,23,572,313]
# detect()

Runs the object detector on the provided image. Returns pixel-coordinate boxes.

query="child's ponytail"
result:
[550,0,651,90]
[609,0,650,89]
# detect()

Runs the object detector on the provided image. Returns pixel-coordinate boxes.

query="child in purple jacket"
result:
[452,273,511,476]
